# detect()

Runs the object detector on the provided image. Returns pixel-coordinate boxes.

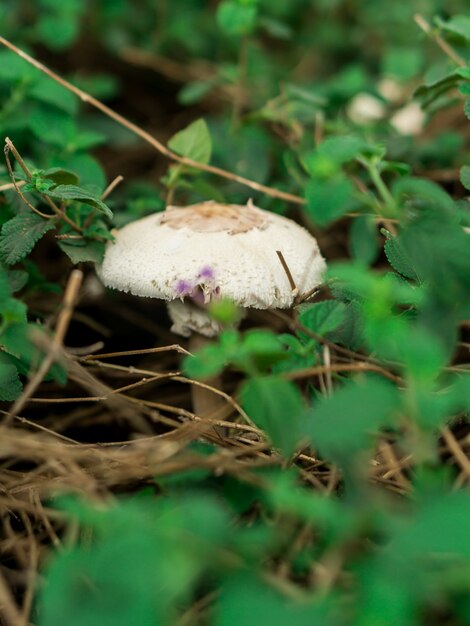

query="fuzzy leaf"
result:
[58,240,105,264]
[0,213,55,265]
[436,15,470,40]
[47,185,113,219]
[460,165,470,191]
[384,234,419,281]
[217,1,258,37]
[299,300,346,337]
[305,175,356,226]
[0,353,22,401]
[43,168,80,187]
[307,376,401,466]
[241,376,306,455]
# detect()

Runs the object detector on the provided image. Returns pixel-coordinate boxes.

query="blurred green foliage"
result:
[1,1,470,625]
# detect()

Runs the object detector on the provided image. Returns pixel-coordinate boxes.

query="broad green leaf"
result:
[6,269,28,293]
[0,263,11,301]
[414,70,461,107]
[184,341,231,379]
[58,240,106,264]
[241,376,306,455]
[36,14,80,51]
[436,15,470,41]
[0,353,22,401]
[328,301,365,351]
[38,496,230,626]
[392,176,455,216]
[460,165,470,191]
[299,300,346,336]
[305,175,356,226]
[215,574,332,626]
[217,1,258,37]
[318,135,368,166]
[382,47,423,81]
[29,106,76,148]
[302,136,368,178]
[43,168,80,187]
[350,215,380,265]
[0,213,56,265]
[307,376,401,465]
[168,118,212,165]
[178,80,216,105]
[47,185,113,219]
[29,78,78,115]
[383,234,419,281]
[55,154,106,191]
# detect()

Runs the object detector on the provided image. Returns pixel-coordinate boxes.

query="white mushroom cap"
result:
[99,200,326,311]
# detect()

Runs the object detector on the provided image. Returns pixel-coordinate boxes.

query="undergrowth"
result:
[0,2,470,626]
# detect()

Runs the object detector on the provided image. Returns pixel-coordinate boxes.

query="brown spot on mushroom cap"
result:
[162,200,267,234]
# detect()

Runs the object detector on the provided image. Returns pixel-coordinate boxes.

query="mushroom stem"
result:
[188,334,230,432]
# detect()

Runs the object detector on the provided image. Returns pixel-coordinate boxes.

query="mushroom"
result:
[98,200,326,423]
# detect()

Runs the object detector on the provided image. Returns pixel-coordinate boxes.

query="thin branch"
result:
[3,270,83,426]
[0,37,305,206]
[284,361,401,384]
[414,14,467,67]
[276,250,298,294]
[4,143,54,219]
[82,344,190,360]
[442,426,470,480]
[101,175,124,201]
[0,179,25,192]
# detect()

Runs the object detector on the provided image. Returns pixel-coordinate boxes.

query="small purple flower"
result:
[175,279,193,297]
[197,265,215,281]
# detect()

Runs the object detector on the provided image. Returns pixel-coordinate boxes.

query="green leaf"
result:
[29,106,76,149]
[414,70,461,107]
[215,574,331,626]
[0,353,22,401]
[43,168,80,186]
[58,240,105,264]
[349,215,380,265]
[436,15,470,40]
[47,185,113,219]
[305,175,356,226]
[299,300,346,337]
[168,118,212,165]
[392,176,455,216]
[241,376,306,455]
[38,496,230,626]
[383,234,419,281]
[460,165,470,191]
[328,301,365,351]
[36,14,80,51]
[317,135,368,166]
[307,376,401,466]
[0,263,12,300]
[29,78,78,115]
[55,154,106,191]
[6,269,28,293]
[0,213,56,265]
[178,80,216,105]
[217,1,258,37]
